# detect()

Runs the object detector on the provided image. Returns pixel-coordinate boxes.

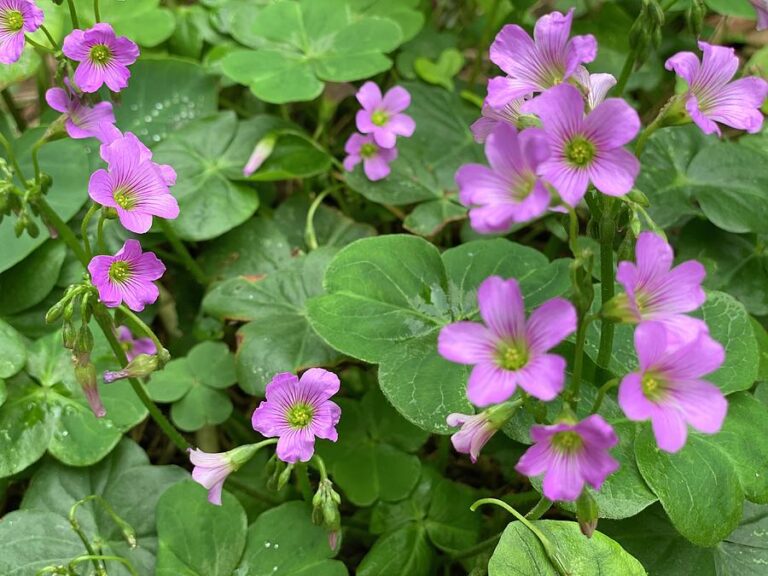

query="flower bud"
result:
[45,300,67,324]
[627,189,649,207]
[312,478,342,549]
[103,353,159,383]
[243,133,278,177]
[62,321,77,349]
[73,356,106,418]
[576,491,599,538]
[686,0,705,36]
[74,325,94,356]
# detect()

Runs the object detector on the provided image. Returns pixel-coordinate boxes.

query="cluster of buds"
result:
[629,0,664,66]
[265,454,293,492]
[312,478,342,550]
[0,158,51,238]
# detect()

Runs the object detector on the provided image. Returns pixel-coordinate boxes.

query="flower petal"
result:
[525,297,577,353]
[466,362,518,406]
[516,353,566,401]
[588,147,640,197]
[438,321,497,364]
[477,276,526,341]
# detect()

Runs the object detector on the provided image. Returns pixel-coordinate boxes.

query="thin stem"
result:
[93,308,189,452]
[31,137,45,185]
[66,0,80,29]
[0,132,27,182]
[2,89,26,132]
[80,204,99,260]
[596,198,616,372]
[525,496,552,520]
[615,49,636,97]
[309,454,328,481]
[67,501,103,574]
[568,315,592,409]
[117,304,165,356]
[591,378,619,414]
[634,109,668,158]
[71,495,137,549]
[158,220,208,285]
[39,25,59,50]
[305,188,334,250]
[69,555,139,576]
[93,0,101,22]
[96,210,107,254]
[24,35,54,53]
[295,462,313,502]
[470,498,569,576]
[33,196,88,265]
[567,206,579,256]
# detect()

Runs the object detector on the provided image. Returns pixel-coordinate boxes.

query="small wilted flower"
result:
[251,369,342,463]
[0,0,43,64]
[470,97,526,143]
[523,84,640,206]
[516,414,619,502]
[103,353,158,383]
[487,9,597,107]
[355,82,415,149]
[619,321,726,453]
[88,240,165,312]
[343,133,397,182]
[438,276,576,406]
[117,325,157,361]
[45,81,116,142]
[189,444,261,505]
[446,400,520,463]
[243,133,277,177]
[573,67,617,111]
[73,352,106,418]
[63,23,140,93]
[456,123,551,233]
[665,41,768,136]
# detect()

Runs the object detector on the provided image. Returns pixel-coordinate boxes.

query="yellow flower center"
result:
[287,403,314,428]
[565,136,596,168]
[552,430,583,453]
[641,374,666,401]
[108,261,132,283]
[371,110,389,126]
[496,342,529,371]
[5,10,23,32]
[90,44,112,65]
[360,143,378,158]
[113,188,136,210]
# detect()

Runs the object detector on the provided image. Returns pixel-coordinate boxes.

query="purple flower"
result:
[251,369,342,463]
[620,321,727,453]
[523,84,640,206]
[62,23,139,93]
[573,67,617,111]
[487,9,597,107]
[751,1,768,30]
[355,82,415,148]
[665,41,768,136]
[611,232,706,341]
[189,444,261,505]
[438,276,577,406]
[343,133,398,182]
[243,133,277,177]
[446,401,519,463]
[89,132,179,234]
[45,81,116,142]
[88,239,165,312]
[0,0,43,64]
[117,325,156,362]
[456,124,551,233]
[471,97,527,143]
[516,415,619,501]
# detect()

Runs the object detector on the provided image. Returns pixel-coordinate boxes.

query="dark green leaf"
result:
[0,240,66,315]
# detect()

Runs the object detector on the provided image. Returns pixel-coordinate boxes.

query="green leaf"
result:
[156,480,248,576]
[488,520,646,575]
[602,502,768,576]
[345,82,482,208]
[414,49,465,91]
[0,318,25,378]
[152,112,260,241]
[396,27,458,79]
[635,393,768,546]
[349,0,424,42]
[0,48,41,91]
[147,341,235,432]
[308,236,571,432]
[114,57,218,146]
[237,501,347,575]
[0,240,66,315]
[22,439,187,576]
[73,0,176,47]
[705,0,755,18]
[220,0,402,103]
[403,198,466,237]
[358,524,435,576]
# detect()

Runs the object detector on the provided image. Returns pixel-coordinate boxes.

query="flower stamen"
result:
[564,136,596,167]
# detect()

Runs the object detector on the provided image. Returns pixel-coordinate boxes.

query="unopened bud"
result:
[686,0,705,36]
[74,360,106,418]
[576,491,599,538]
[14,215,26,238]
[627,189,649,207]
[75,325,94,356]
[243,133,278,177]
[277,462,293,491]
[63,321,77,349]
[312,479,342,533]
[46,300,67,324]
[103,353,159,383]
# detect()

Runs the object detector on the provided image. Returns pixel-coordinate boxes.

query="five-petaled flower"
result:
[456,123,551,233]
[251,369,342,463]
[619,321,726,453]
[355,82,415,149]
[117,325,156,362]
[63,23,139,93]
[0,0,43,64]
[88,239,165,312]
[487,9,597,107]
[665,41,768,136]
[343,133,398,182]
[89,131,179,234]
[516,414,619,501]
[45,81,116,142]
[523,83,641,206]
[438,276,576,406]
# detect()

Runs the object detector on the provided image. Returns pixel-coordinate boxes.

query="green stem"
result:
[94,309,189,452]
[31,137,46,185]
[67,505,103,575]
[66,0,80,29]
[33,196,88,265]
[309,454,328,481]
[158,220,208,285]
[2,89,26,132]
[615,49,637,96]
[568,315,592,409]
[567,206,579,256]
[634,103,673,157]
[591,378,619,414]
[596,198,616,372]
[295,462,313,502]
[0,132,27,182]
[71,495,137,549]
[39,25,59,50]
[305,188,334,251]
[68,555,138,576]
[525,496,552,520]
[80,204,99,261]
[117,304,165,357]
[451,532,502,560]
[471,498,569,576]
[93,0,101,22]
[96,210,107,254]
[24,35,54,53]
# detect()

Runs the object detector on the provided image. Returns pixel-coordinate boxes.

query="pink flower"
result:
[0,0,43,64]
[438,276,577,406]
[355,82,415,148]
[619,321,727,453]
[343,133,398,181]
[516,415,619,502]
[89,132,179,234]
[62,23,139,93]
[88,240,165,312]
[751,1,768,30]
[573,67,617,111]
[665,41,768,136]
[117,325,156,361]
[523,84,640,206]
[251,369,342,463]
[456,124,551,233]
[447,401,520,463]
[189,444,262,505]
[45,81,116,142]
[471,97,527,144]
[487,9,597,107]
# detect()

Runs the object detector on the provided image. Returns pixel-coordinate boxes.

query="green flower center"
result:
[371,110,389,126]
[108,261,132,283]
[565,136,596,168]
[5,10,23,32]
[90,44,112,65]
[552,430,583,453]
[113,188,136,210]
[287,403,314,428]
[360,143,378,159]
[641,374,666,401]
[496,341,529,371]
